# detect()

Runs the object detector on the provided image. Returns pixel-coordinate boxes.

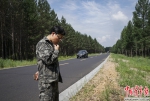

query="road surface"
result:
[0,53,109,101]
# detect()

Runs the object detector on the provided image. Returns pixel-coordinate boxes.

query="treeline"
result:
[0,0,104,60]
[111,0,150,57]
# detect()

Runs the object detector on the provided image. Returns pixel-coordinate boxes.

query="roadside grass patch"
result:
[0,58,37,69]
[0,59,4,68]
[111,54,150,95]
[98,54,150,100]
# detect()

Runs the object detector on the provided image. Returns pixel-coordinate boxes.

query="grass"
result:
[0,53,100,69]
[0,58,37,69]
[111,54,150,88]
[111,54,150,97]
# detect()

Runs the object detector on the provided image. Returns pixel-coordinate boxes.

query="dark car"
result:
[77,50,88,58]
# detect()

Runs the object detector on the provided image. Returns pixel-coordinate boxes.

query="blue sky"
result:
[47,0,137,47]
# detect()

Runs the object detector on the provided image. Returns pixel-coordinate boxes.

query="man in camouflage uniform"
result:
[35,26,66,101]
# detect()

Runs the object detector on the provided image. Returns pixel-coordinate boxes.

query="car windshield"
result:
[78,50,84,53]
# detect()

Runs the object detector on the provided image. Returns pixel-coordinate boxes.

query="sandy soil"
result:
[70,56,124,101]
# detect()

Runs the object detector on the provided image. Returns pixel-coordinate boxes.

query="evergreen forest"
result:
[111,0,150,57]
[0,0,104,60]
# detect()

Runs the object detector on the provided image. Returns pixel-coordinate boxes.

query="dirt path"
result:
[70,56,124,101]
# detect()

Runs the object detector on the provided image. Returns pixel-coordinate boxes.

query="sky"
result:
[47,0,137,47]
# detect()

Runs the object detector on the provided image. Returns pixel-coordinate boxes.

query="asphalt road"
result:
[0,53,109,101]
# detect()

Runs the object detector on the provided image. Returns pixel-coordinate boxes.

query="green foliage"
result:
[112,0,150,57]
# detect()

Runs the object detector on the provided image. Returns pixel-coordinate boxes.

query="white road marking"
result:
[60,63,69,65]
[80,59,86,61]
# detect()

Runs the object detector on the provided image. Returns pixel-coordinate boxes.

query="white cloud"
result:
[82,1,102,15]
[98,35,111,43]
[112,11,128,21]
[62,1,78,11]
[47,0,135,47]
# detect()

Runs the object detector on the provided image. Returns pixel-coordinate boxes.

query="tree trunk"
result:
[139,49,141,56]
[20,26,22,61]
[148,48,150,56]
[1,18,4,59]
[122,49,124,55]
[11,15,15,59]
[144,47,146,57]
[131,48,132,57]
[142,47,143,57]
[135,42,137,57]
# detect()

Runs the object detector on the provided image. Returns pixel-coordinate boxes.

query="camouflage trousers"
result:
[38,80,59,101]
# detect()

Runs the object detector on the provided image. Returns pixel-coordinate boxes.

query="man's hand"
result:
[33,71,39,81]
[54,44,59,50]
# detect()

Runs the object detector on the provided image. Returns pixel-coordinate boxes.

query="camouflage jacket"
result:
[36,36,62,83]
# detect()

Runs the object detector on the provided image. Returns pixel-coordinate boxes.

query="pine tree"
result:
[120,26,127,55]
[126,21,134,56]
[132,0,150,57]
